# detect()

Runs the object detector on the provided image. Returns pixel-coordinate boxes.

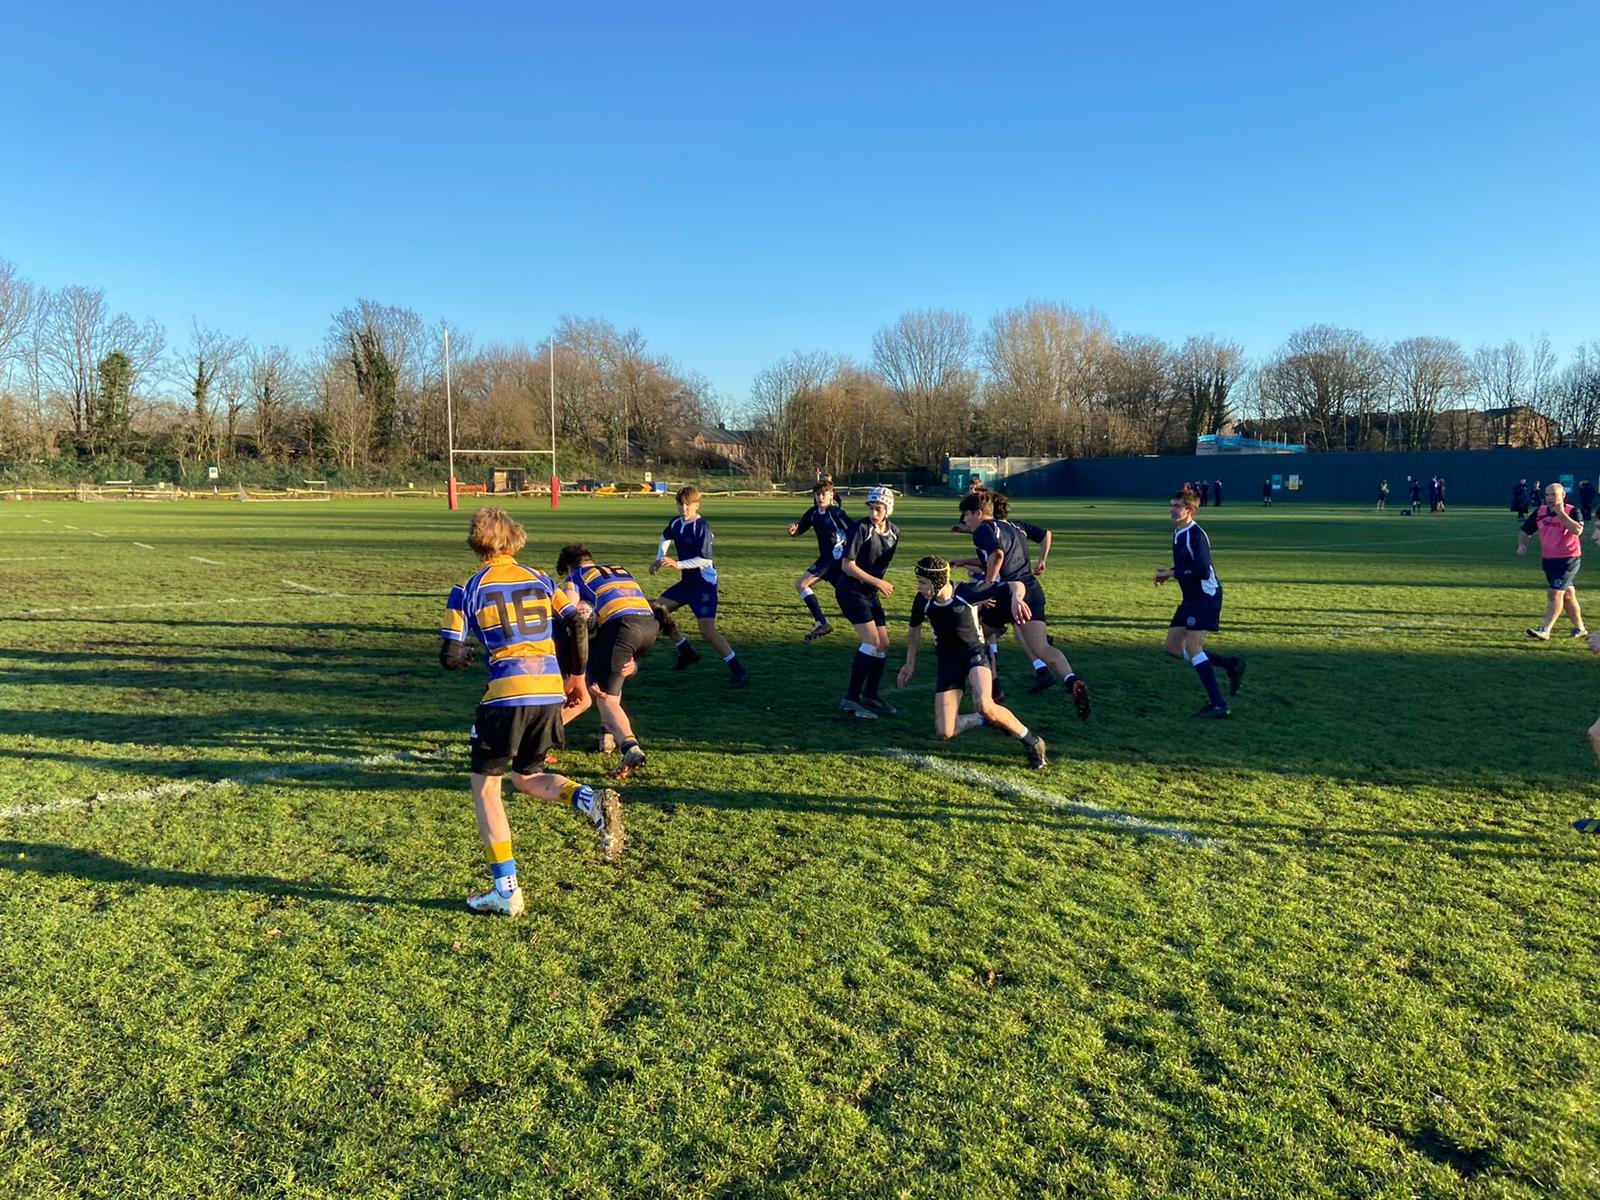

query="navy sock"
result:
[1192,654,1227,708]
[803,592,826,622]
[847,650,872,700]
[863,654,887,700]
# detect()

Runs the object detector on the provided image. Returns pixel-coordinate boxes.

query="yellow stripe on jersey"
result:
[483,672,567,703]
[597,594,653,623]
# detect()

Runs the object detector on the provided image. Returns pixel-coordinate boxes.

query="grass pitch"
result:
[1,494,1597,1198]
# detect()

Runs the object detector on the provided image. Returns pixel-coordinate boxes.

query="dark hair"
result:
[555,543,592,575]
[958,491,993,516]
[676,485,700,504]
[1172,486,1200,513]
[989,493,1011,520]
[812,479,834,497]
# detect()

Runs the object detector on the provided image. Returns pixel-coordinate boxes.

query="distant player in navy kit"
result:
[787,478,851,641]
[1155,486,1245,718]
[836,486,900,718]
[956,490,1091,720]
[897,555,1048,769]
[652,486,750,688]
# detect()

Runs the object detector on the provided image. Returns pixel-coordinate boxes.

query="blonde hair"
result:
[467,506,527,558]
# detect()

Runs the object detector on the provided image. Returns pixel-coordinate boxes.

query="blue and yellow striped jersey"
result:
[442,556,575,707]
[565,562,654,626]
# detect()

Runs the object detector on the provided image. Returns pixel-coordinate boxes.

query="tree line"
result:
[3,255,1597,482]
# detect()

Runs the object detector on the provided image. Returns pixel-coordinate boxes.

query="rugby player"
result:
[1154,486,1245,718]
[787,478,852,641]
[558,544,671,779]
[956,490,1091,720]
[651,486,750,688]
[836,485,899,718]
[897,555,1048,768]
[439,508,624,918]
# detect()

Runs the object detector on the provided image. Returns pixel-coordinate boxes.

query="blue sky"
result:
[3,1,1597,407]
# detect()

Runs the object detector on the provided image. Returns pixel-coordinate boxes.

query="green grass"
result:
[2,494,1598,1199]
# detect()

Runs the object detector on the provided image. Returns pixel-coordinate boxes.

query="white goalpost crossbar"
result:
[443,327,560,510]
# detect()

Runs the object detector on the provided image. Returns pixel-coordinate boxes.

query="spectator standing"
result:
[1409,477,1423,512]
[1581,480,1596,522]
[1513,479,1529,518]
[1213,479,1223,507]
[1376,479,1389,512]
[1261,478,1273,506]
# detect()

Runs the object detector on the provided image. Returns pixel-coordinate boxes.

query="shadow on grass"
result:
[0,839,459,911]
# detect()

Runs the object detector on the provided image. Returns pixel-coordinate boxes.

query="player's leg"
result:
[467,770,525,916]
[933,687,964,739]
[1566,586,1586,635]
[841,615,886,717]
[1019,619,1089,720]
[499,704,624,860]
[657,587,700,668]
[691,589,747,686]
[463,706,525,915]
[797,567,831,637]
[969,664,1047,767]
[982,611,1008,701]
[858,614,894,714]
[1531,587,1561,639]
[1186,630,1229,717]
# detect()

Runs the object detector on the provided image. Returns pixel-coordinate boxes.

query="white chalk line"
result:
[0,555,67,563]
[281,579,345,596]
[889,750,1218,848]
[132,542,154,550]
[90,532,108,538]
[12,589,344,617]
[0,745,455,820]
[188,555,223,566]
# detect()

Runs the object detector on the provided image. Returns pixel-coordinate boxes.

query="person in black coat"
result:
[1513,479,1529,518]
[1581,480,1596,523]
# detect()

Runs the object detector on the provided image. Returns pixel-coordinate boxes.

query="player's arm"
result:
[1556,505,1584,535]
[844,560,896,598]
[790,508,813,537]
[439,586,474,670]
[652,534,676,574]
[1033,528,1053,575]
[560,606,589,677]
[897,603,924,687]
[1518,512,1537,554]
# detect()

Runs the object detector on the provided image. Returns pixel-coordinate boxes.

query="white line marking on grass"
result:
[188,555,223,565]
[62,524,78,530]
[90,532,108,538]
[0,556,66,563]
[281,579,344,596]
[889,750,1219,848]
[132,542,154,550]
[11,593,343,617]
[0,746,455,820]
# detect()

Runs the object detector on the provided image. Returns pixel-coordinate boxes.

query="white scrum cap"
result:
[866,485,895,517]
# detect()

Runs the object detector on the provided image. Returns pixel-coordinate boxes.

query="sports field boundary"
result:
[889,750,1220,848]
[0,745,455,821]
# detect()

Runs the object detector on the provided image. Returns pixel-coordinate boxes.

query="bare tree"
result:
[34,285,165,450]
[1554,343,1600,449]
[1470,340,1528,447]
[873,309,977,469]
[0,258,36,378]
[328,300,427,459]
[980,301,1112,456]
[1255,325,1384,450]
[748,350,837,481]
[177,322,247,462]
[1171,336,1246,449]
[1385,336,1470,450]
[245,344,303,459]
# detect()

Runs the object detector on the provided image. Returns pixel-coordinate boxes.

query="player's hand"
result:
[648,559,661,575]
[1034,560,1048,576]
[878,579,894,596]
[1154,568,1172,585]
[897,663,913,688]
[1516,544,1527,556]
[788,523,800,535]
[564,683,585,708]
[1012,598,1033,624]
[661,557,678,571]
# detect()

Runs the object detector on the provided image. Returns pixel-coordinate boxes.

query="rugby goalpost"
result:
[443,327,560,511]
